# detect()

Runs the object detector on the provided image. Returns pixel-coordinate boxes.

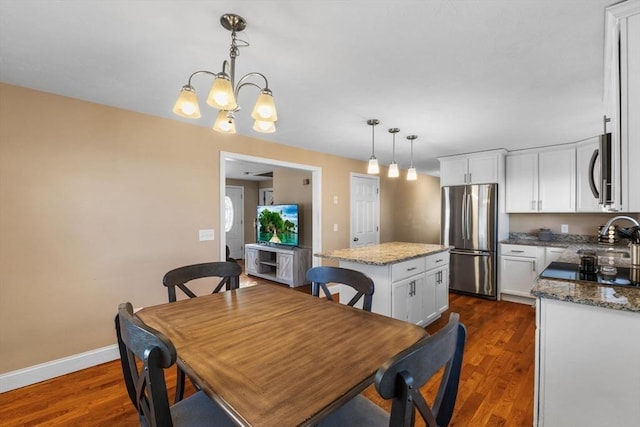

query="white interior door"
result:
[225,186,244,259]
[350,173,379,248]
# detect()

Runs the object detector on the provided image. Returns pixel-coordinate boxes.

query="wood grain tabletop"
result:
[137,284,427,426]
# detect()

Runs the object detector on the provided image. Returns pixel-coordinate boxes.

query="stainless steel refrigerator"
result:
[441,184,497,299]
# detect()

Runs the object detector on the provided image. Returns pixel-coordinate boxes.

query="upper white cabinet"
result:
[439,150,505,186]
[506,146,576,213]
[605,2,640,212]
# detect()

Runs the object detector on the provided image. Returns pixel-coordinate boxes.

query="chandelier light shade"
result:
[172,85,201,118]
[213,110,236,134]
[367,119,380,174]
[172,13,277,134]
[387,128,400,178]
[407,135,418,181]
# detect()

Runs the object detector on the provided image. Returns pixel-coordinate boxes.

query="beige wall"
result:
[273,168,313,247]
[509,213,640,236]
[391,174,442,243]
[0,84,441,374]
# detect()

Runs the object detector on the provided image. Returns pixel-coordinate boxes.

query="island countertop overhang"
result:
[315,242,451,266]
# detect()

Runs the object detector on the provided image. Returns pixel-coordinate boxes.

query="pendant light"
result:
[387,128,400,178]
[406,135,418,181]
[367,119,380,174]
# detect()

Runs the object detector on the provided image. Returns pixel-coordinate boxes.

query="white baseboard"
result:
[0,344,120,393]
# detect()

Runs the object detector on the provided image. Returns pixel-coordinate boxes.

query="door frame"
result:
[219,151,322,264]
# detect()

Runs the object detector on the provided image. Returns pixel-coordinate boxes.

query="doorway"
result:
[225,185,244,259]
[220,152,322,263]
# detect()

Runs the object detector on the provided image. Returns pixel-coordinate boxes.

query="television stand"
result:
[245,244,311,287]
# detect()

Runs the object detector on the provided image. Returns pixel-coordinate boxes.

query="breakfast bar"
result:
[316,242,451,326]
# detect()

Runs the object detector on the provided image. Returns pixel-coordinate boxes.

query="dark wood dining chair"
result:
[162,261,242,302]
[306,266,375,311]
[115,302,235,427]
[317,312,467,427]
[162,261,242,402]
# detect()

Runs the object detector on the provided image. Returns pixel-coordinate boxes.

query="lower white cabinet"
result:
[339,251,450,326]
[535,298,640,426]
[244,244,310,287]
[543,247,565,267]
[499,244,544,301]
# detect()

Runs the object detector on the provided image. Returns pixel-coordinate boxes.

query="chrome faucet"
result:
[599,215,640,236]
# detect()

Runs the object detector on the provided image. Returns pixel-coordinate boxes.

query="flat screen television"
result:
[256,204,299,246]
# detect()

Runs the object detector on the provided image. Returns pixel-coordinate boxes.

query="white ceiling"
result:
[0,0,615,176]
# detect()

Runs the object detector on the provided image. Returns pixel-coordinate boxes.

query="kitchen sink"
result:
[576,248,630,258]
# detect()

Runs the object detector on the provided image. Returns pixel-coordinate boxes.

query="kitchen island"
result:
[532,255,640,427]
[316,242,451,326]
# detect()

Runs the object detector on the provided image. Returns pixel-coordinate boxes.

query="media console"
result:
[244,243,311,287]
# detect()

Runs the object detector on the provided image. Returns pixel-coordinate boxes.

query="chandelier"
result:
[172,13,278,134]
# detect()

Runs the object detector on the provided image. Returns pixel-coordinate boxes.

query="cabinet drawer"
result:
[426,251,450,270]
[391,257,426,281]
[501,244,538,258]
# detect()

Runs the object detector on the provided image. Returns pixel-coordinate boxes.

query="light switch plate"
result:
[199,229,215,241]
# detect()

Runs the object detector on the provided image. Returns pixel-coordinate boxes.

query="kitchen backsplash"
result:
[508,213,640,236]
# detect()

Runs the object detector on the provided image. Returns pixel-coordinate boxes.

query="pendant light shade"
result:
[407,135,418,181]
[253,119,276,133]
[251,89,278,122]
[213,110,236,134]
[388,128,400,178]
[366,119,380,175]
[207,73,237,110]
[173,85,201,118]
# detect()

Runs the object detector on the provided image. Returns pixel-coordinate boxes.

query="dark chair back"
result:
[306,266,375,311]
[376,312,467,427]
[162,261,242,302]
[115,302,176,427]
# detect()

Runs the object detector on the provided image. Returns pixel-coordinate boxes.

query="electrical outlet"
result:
[333,224,338,232]
[199,229,215,241]
[561,224,569,234]
[333,195,338,204]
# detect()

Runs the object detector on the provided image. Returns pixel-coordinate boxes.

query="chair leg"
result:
[174,365,186,404]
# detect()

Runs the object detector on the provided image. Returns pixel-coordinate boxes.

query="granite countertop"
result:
[315,242,451,265]
[509,232,640,312]
[532,277,640,312]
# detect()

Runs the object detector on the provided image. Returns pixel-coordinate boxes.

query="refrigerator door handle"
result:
[465,192,472,241]
[450,249,491,256]
[461,189,467,243]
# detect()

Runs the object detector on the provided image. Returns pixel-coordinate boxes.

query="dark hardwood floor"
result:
[0,270,535,426]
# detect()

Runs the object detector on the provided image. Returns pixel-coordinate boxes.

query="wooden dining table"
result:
[136,284,427,426]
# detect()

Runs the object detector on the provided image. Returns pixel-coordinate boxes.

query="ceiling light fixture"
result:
[367,119,380,174]
[387,128,400,178]
[172,13,277,134]
[406,135,418,181]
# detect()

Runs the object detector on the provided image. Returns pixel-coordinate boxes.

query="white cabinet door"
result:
[575,138,601,212]
[439,157,469,186]
[544,247,565,269]
[467,154,499,184]
[245,248,258,274]
[536,298,640,426]
[392,276,423,324]
[500,255,538,298]
[538,148,576,212]
[623,12,640,212]
[506,147,576,213]
[276,252,293,282]
[423,271,438,325]
[440,152,502,186]
[506,152,538,212]
[434,266,449,314]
